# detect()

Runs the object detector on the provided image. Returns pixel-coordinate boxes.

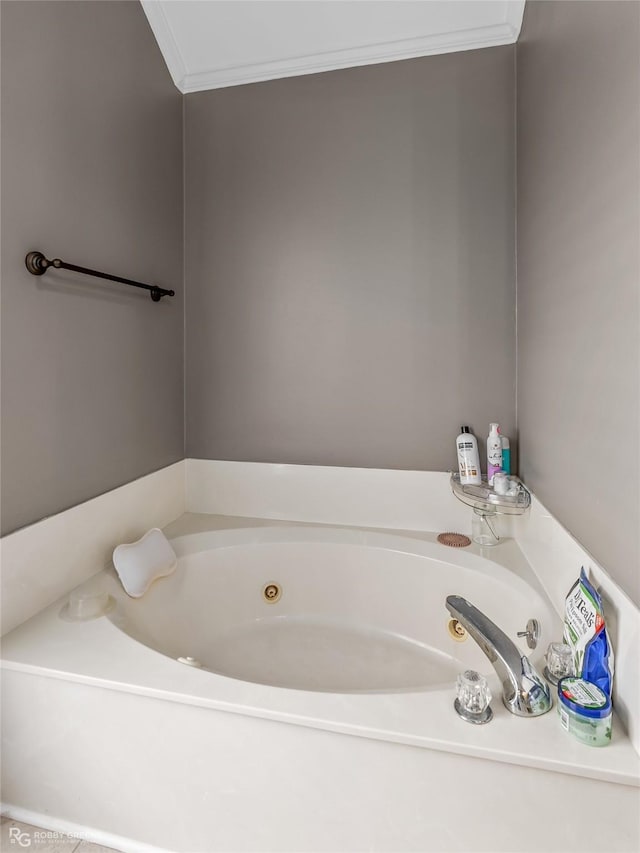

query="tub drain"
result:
[263,582,281,603]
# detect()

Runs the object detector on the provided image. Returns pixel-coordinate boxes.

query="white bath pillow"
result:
[112,528,177,598]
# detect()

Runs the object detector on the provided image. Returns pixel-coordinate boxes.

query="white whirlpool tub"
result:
[2,518,639,853]
[111,525,555,693]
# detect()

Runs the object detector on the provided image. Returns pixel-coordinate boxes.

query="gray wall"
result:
[1,1,184,535]
[185,47,516,472]
[517,1,640,604]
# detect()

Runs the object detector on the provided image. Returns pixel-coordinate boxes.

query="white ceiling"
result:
[142,1,525,94]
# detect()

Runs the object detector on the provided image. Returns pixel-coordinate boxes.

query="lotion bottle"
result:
[486,423,503,485]
[456,426,481,485]
[501,434,511,475]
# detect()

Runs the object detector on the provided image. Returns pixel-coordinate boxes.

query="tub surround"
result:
[1,458,637,757]
[2,461,639,852]
[3,519,638,786]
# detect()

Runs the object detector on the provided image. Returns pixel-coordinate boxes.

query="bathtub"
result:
[2,517,639,853]
[111,524,556,693]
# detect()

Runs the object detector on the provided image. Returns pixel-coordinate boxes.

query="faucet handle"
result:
[455,670,493,724]
[516,618,540,649]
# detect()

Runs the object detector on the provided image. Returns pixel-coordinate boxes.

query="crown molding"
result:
[141,2,525,95]
[182,22,520,94]
[141,0,189,91]
[505,0,527,34]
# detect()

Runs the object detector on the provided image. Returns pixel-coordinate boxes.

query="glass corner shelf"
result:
[450,473,531,516]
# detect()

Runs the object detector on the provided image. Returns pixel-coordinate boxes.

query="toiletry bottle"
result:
[486,423,503,485]
[501,434,511,475]
[456,426,481,485]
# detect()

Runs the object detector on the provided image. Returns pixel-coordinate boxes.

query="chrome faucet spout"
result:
[446,595,552,717]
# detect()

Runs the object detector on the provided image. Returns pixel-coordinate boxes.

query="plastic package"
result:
[563,568,613,697]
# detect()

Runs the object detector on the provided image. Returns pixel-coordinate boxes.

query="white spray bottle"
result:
[486,423,503,485]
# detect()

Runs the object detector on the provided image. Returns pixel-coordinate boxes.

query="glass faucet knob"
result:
[455,670,493,724]
[544,642,574,685]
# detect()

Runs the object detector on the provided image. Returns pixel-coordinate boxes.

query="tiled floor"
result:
[0,817,121,853]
